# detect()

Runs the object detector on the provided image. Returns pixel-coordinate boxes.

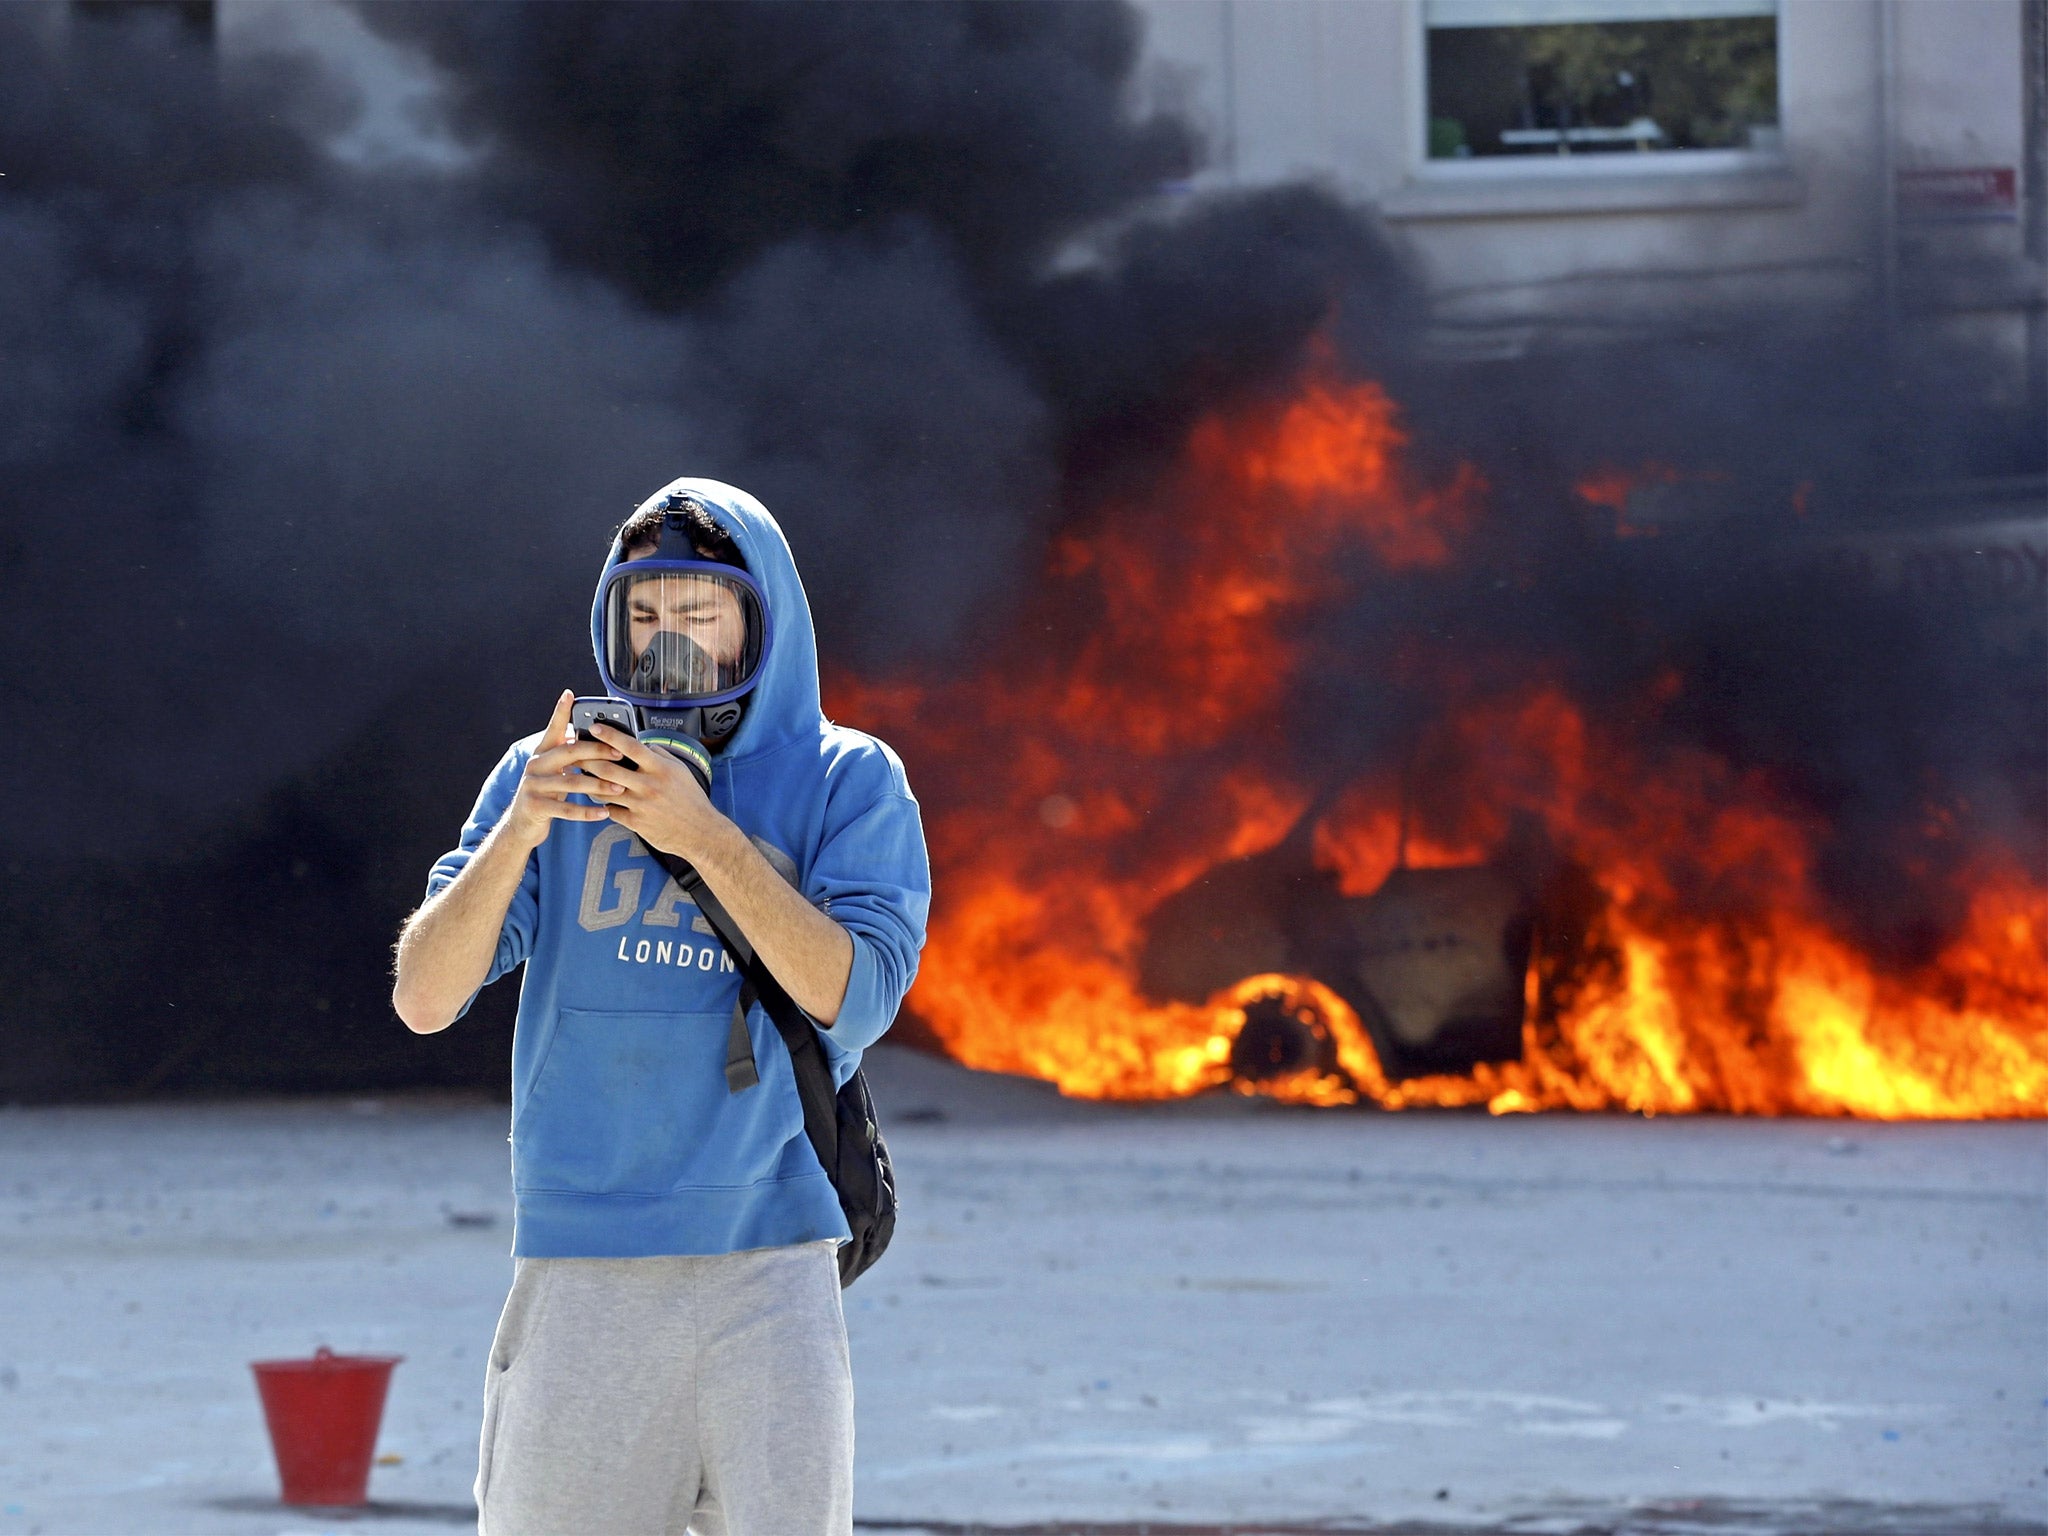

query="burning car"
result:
[832,351,2047,1118]
[1141,846,1530,1084]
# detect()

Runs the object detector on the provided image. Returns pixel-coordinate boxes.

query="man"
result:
[392,478,929,1535]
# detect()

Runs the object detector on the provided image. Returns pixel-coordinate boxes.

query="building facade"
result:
[1130,0,2046,417]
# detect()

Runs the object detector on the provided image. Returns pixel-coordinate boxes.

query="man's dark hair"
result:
[617,492,745,567]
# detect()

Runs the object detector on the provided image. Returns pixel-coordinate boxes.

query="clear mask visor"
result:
[601,564,766,703]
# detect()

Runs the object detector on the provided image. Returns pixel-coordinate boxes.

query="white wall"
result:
[1129,0,2039,355]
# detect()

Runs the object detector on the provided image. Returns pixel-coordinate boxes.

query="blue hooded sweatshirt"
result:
[426,477,930,1259]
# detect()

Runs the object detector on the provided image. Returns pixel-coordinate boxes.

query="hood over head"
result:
[591,477,822,762]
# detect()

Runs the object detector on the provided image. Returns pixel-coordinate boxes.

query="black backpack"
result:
[650,849,896,1287]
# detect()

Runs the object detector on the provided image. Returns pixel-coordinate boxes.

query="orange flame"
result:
[830,349,2048,1118]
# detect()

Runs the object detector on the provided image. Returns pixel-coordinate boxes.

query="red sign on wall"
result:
[1898,166,2019,221]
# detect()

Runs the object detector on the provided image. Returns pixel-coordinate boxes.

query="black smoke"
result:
[0,1,2036,1100]
[362,1,1191,308]
[0,0,1385,1097]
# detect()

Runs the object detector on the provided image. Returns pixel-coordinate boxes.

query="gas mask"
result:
[575,499,771,789]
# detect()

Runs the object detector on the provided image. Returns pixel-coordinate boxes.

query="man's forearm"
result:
[392,821,537,1033]
[689,819,854,1025]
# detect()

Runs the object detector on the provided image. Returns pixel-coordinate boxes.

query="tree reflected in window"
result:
[1426,3,1779,160]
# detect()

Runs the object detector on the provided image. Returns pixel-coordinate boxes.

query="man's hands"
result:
[505,691,720,864]
[504,692,626,852]
[576,720,725,864]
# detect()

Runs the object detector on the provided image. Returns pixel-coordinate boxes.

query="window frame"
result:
[1404,0,1790,184]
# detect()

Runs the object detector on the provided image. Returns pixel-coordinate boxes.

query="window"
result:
[1424,1,1779,162]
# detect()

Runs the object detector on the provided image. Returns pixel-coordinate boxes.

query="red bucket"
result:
[250,1346,404,1506]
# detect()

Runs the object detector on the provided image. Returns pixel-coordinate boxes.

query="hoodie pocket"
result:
[515,1007,766,1196]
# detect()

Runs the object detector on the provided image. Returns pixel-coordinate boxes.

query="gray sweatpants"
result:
[474,1240,853,1536]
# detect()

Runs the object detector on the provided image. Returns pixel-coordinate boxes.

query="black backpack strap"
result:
[723,981,760,1093]
[651,850,840,1181]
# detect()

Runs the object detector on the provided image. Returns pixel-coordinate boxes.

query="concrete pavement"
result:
[0,1046,2040,1534]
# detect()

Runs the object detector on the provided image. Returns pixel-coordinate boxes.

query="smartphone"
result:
[570,696,639,744]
